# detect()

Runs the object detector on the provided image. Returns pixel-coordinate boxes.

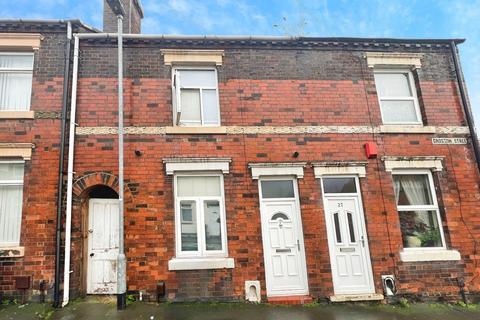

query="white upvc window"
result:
[172,67,220,126]
[174,173,227,258]
[0,53,34,111]
[374,69,422,125]
[392,170,446,250]
[0,161,25,247]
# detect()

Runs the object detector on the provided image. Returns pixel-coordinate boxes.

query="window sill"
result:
[165,126,227,135]
[0,246,25,258]
[400,249,461,262]
[379,125,435,134]
[0,111,35,119]
[168,257,234,271]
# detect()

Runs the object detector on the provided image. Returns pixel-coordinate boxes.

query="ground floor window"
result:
[392,170,445,249]
[0,161,24,246]
[174,174,227,257]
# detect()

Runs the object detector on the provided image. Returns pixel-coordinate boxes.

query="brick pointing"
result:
[0,27,68,300]
[62,132,480,301]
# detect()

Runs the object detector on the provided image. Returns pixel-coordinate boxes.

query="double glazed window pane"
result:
[380,100,418,123]
[180,89,201,122]
[0,163,24,180]
[323,178,356,194]
[0,163,24,246]
[180,201,197,251]
[204,200,222,251]
[177,69,219,125]
[177,176,221,197]
[261,180,294,198]
[0,55,33,69]
[374,73,412,97]
[177,176,224,254]
[399,210,442,248]
[179,70,216,87]
[374,71,419,123]
[393,175,433,206]
[0,54,33,111]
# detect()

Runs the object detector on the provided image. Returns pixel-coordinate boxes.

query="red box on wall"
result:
[364,142,378,159]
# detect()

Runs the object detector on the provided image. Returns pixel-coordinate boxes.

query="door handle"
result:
[88,229,93,233]
[361,236,365,247]
[89,253,94,257]
[297,240,301,251]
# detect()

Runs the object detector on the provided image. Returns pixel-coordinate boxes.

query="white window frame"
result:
[392,169,446,250]
[0,52,34,112]
[0,160,25,247]
[174,172,228,258]
[374,69,422,125]
[172,66,221,127]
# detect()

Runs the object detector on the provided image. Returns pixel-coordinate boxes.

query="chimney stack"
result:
[103,0,144,34]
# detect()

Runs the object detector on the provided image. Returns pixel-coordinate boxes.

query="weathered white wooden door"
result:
[259,178,308,297]
[324,196,374,295]
[87,199,119,294]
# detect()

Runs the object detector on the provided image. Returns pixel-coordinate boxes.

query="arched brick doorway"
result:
[69,172,134,297]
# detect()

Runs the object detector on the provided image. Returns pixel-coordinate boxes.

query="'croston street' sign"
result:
[432,138,468,145]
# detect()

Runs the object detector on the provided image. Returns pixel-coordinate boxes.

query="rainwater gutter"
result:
[62,34,79,307]
[450,41,480,173]
[53,21,72,309]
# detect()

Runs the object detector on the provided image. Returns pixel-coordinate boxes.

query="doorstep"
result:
[330,293,384,302]
[267,295,313,305]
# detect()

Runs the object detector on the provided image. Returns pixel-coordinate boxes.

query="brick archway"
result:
[72,171,134,204]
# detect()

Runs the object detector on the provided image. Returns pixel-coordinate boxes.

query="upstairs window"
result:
[374,70,422,125]
[0,161,24,247]
[0,53,34,111]
[393,171,445,249]
[172,68,220,126]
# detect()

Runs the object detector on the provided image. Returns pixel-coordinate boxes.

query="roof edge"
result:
[0,19,100,33]
[74,33,465,45]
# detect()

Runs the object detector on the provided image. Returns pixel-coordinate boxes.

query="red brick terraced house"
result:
[1,0,480,305]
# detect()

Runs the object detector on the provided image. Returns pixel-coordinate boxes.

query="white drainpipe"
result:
[62,34,80,307]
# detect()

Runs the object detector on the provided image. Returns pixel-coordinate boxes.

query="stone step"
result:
[267,295,314,305]
[330,293,384,302]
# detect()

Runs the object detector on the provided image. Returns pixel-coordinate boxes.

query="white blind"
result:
[177,176,221,197]
[0,162,24,246]
[0,54,34,111]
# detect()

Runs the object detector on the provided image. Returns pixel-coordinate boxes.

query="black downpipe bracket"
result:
[53,22,72,308]
[451,41,480,173]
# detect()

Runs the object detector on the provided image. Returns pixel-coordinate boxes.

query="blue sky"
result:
[2,0,479,129]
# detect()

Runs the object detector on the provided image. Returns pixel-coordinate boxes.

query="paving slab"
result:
[1,299,480,320]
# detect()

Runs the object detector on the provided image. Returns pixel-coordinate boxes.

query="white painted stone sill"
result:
[0,111,35,119]
[400,249,461,262]
[168,257,234,271]
[379,125,436,134]
[165,126,227,134]
[0,246,25,258]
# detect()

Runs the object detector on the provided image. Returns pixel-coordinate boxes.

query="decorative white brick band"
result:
[75,126,470,136]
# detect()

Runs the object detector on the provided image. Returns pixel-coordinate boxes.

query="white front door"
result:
[87,198,119,294]
[324,196,375,295]
[259,178,308,297]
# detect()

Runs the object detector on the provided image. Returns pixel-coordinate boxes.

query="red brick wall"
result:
[68,131,480,301]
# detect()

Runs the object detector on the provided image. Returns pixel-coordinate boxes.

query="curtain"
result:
[0,185,23,246]
[0,54,33,111]
[396,175,430,205]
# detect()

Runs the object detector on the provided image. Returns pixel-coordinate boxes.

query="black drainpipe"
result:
[450,40,480,173]
[53,21,72,308]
